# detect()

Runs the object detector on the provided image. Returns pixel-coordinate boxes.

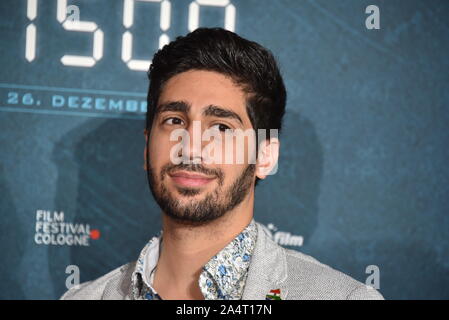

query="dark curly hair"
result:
[146,27,287,186]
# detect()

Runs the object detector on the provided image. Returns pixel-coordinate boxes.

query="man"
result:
[60,28,383,300]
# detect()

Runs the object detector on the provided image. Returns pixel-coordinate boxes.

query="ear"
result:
[255,137,280,180]
[143,129,149,171]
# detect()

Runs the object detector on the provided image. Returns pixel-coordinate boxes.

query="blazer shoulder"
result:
[59,261,136,300]
[282,247,384,300]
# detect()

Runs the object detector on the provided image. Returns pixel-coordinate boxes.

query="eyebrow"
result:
[156,101,244,126]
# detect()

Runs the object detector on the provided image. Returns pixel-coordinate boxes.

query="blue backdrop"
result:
[1,0,448,300]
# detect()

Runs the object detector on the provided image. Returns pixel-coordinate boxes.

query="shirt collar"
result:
[130,229,162,300]
[131,218,257,300]
[200,218,257,299]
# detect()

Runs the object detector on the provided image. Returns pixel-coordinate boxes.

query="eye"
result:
[163,117,184,125]
[211,123,232,132]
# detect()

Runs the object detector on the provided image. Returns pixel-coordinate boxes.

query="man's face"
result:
[145,70,257,225]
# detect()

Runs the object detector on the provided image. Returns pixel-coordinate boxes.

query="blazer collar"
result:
[241,221,289,300]
[117,219,289,300]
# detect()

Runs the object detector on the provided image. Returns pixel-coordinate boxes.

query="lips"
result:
[169,171,216,187]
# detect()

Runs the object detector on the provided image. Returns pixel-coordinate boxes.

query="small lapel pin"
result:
[265,288,282,300]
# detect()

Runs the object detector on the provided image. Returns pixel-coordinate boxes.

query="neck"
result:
[152,189,254,299]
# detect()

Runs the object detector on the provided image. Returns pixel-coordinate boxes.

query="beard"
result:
[147,160,255,226]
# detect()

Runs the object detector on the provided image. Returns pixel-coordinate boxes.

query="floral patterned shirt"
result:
[131,218,257,300]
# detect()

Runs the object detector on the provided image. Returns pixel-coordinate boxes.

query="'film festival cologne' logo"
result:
[34,210,100,246]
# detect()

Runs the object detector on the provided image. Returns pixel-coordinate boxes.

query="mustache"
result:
[162,163,224,182]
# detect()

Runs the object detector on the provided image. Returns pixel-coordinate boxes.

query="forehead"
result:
[158,70,248,116]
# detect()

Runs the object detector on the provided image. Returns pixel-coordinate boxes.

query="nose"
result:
[179,120,203,164]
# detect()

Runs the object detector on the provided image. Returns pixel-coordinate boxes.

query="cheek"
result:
[220,163,247,184]
[222,134,257,166]
[148,132,169,165]
[149,130,184,171]
[198,133,257,168]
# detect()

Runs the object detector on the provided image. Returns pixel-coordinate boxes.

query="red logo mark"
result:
[90,229,101,240]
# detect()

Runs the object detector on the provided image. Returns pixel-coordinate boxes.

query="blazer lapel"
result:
[242,221,289,300]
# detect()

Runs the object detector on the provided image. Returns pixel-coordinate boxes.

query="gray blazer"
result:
[60,221,384,300]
